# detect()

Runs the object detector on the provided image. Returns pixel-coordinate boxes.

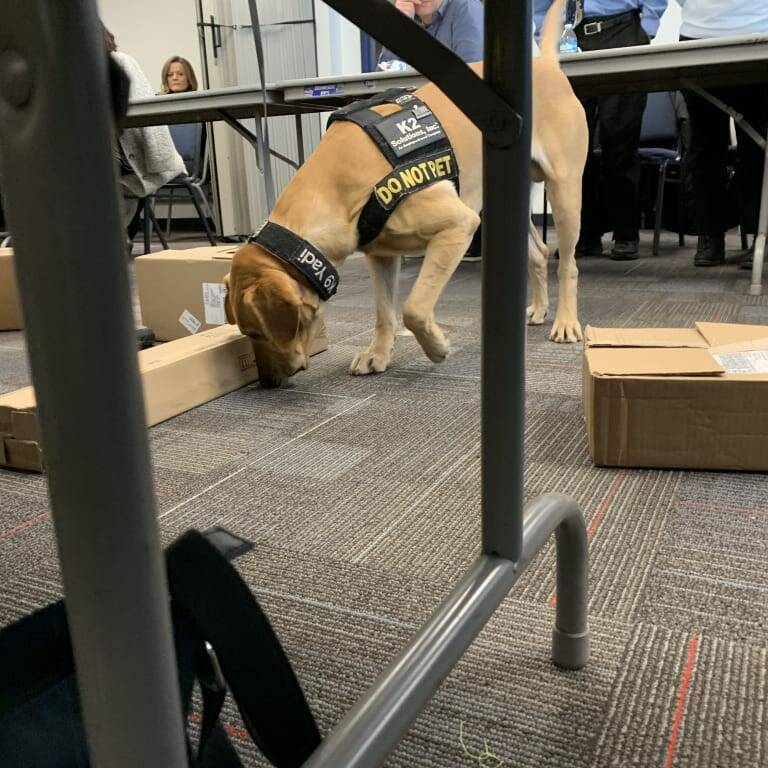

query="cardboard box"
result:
[583,322,768,472]
[0,248,23,331]
[0,321,328,473]
[135,245,240,341]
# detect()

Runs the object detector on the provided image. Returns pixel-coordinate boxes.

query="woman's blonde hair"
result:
[160,56,199,94]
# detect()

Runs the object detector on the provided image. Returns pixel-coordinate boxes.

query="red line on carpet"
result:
[664,634,701,768]
[587,471,626,538]
[189,713,252,743]
[678,499,768,518]
[0,511,49,541]
[548,471,626,607]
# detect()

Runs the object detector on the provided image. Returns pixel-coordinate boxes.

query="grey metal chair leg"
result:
[146,197,168,250]
[165,187,175,241]
[653,160,668,256]
[186,182,216,245]
[542,187,548,244]
[142,199,151,254]
[0,1,188,763]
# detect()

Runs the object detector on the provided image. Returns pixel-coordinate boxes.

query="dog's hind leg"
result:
[547,174,583,343]
[350,253,401,375]
[527,219,549,325]
[402,200,479,363]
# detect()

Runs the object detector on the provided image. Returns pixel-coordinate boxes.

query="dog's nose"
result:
[260,375,283,389]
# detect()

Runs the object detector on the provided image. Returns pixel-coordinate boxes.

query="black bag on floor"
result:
[0,528,321,768]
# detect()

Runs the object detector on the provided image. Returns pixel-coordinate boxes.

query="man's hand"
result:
[395,0,417,19]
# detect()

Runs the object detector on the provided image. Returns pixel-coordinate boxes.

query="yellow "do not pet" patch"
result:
[374,151,457,209]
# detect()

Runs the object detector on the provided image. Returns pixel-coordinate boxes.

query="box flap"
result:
[587,347,724,376]
[135,246,236,263]
[0,247,23,330]
[0,386,37,416]
[584,326,708,348]
[3,438,43,472]
[696,321,768,347]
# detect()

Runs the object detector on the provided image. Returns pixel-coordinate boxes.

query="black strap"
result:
[327,87,418,166]
[166,531,321,768]
[357,147,459,247]
[0,527,259,768]
[248,221,339,301]
[0,601,74,716]
[329,90,460,247]
[197,669,228,762]
[326,87,414,126]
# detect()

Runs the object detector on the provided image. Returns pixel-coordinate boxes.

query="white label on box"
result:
[202,282,228,325]
[178,309,202,335]
[713,350,768,374]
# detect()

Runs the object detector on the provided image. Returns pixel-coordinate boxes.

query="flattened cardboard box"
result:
[0,321,328,473]
[583,322,768,471]
[0,248,23,331]
[135,245,239,341]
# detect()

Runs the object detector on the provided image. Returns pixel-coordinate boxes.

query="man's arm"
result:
[450,0,484,62]
[640,0,670,38]
[377,0,416,68]
[533,0,554,38]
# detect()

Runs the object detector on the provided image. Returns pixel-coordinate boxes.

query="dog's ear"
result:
[223,273,236,325]
[260,282,302,344]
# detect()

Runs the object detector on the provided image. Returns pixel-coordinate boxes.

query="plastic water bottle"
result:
[379,59,409,72]
[559,23,579,54]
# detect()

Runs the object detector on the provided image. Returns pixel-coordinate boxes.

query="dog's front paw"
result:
[420,326,450,363]
[350,348,392,376]
[526,303,548,325]
[549,315,583,344]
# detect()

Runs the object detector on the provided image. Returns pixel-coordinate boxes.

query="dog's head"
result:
[225,243,322,388]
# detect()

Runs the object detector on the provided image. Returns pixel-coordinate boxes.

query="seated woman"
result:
[103,26,185,245]
[159,56,199,95]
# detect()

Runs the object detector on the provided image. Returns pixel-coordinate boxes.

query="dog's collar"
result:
[247,221,339,301]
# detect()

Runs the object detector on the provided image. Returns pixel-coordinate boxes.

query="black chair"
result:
[126,194,168,254]
[638,91,685,256]
[159,123,217,245]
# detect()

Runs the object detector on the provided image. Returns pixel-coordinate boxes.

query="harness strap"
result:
[327,88,420,167]
[248,221,339,301]
[358,147,460,247]
[329,87,461,247]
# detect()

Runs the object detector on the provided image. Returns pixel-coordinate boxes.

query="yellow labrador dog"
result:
[225,0,587,388]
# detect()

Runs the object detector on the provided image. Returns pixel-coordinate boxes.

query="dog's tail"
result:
[539,0,567,60]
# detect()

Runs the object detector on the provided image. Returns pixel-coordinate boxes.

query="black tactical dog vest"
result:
[327,87,460,247]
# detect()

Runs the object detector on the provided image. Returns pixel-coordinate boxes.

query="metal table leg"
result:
[750,130,768,295]
[0,2,187,766]
[296,113,306,166]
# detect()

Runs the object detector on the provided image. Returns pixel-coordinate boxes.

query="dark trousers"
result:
[681,37,768,237]
[577,13,649,242]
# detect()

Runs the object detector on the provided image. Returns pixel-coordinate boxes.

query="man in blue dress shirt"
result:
[378,0,484,68]
[535,0,668,260]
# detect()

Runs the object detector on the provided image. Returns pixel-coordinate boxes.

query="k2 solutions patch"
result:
[373,105,447,159]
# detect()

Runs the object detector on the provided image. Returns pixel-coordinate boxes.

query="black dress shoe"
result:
[610,239,639,261]
[694,234,725,267]
[740,242,756,270]
[575,235,603,258]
